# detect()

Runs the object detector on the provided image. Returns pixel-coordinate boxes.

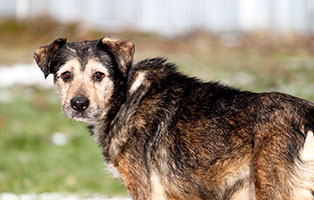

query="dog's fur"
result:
[34,36,314,200]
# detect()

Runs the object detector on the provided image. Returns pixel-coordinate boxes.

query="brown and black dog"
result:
[34,36,314,200]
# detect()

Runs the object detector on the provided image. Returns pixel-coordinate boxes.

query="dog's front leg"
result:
[116,156,151,200]
[253,132,295,200]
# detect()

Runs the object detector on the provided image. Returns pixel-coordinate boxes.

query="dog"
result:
[34,36,314,200]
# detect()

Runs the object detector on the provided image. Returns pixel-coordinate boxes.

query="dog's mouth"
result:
[71,111,88,119]
[62,105,103,123]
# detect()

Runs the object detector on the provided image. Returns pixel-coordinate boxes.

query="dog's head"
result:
[34,36,135,123]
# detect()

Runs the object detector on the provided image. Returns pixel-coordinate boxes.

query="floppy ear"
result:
[98,36,135,78]
[34,38,67,78]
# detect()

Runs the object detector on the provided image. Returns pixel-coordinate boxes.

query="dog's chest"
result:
[90,123,106,144]
[89,122,127,175]
[106,163,121,179]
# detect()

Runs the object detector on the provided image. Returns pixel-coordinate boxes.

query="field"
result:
[0,18,314,197]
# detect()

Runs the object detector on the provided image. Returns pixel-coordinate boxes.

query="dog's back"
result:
[107,58,314,200]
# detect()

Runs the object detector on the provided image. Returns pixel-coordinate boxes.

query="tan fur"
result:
[106,163,121,179]
[230,180,255,200]
[55,58,114,123]
[225,164,250,190]
[101,36,135,77]
[150,171,167,200]
[130,72,146,93]
[116,155,150,199]
[289,131,314,200]
[55,59,80,104]
[301,131,314,161]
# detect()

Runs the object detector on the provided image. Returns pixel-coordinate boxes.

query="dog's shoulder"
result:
[127,57,177,89]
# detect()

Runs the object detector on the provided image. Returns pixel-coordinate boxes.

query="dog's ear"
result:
[34,38,67,78]
[98,36,135,78]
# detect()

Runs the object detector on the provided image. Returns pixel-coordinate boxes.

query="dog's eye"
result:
[93,72,105,82]
[61,71,72,82]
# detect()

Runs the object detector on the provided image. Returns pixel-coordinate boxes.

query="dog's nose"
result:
[70,96,90,112]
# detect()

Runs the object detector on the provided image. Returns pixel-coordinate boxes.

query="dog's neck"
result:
[89,58,179,165]
[88,77,128,142]
[89,64,155,165]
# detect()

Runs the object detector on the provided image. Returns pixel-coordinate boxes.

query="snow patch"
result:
[0,64,54,88]
[52,132,68,146]
[0,193,130,200]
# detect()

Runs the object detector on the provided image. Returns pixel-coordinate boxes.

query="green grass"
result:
[0,86,127,196]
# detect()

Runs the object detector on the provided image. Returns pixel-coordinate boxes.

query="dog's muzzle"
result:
[70,96,90,112]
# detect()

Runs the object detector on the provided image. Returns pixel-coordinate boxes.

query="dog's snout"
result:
[70,96,90,112]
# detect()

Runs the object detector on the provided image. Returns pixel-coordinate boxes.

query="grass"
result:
[0,17,314,196]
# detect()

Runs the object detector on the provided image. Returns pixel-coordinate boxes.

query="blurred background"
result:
[0,0,314,199]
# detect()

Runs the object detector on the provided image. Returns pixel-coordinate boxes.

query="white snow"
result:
[0,64,54,88]
[52,132,68,146]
